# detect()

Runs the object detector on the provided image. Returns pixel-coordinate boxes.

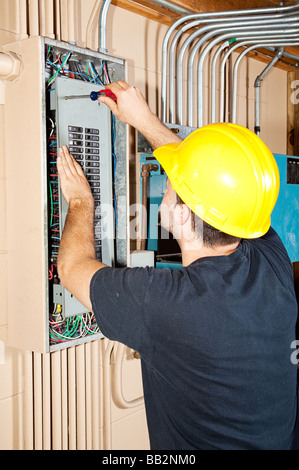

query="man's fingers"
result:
[60,146,79,176]
[57,154,66,177]
[113,80,130,90]
[98,95,118,114]
[105,80,127,92]
[73,158,85,177]
[58,146,88,181]
[58,147,74,178]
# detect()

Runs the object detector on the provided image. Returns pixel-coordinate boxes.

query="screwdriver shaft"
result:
[64,95,90,100]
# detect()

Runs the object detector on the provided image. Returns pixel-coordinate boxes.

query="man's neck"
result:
[180,240,240,267]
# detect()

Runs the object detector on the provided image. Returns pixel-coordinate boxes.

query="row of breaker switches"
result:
[68,125,102,260]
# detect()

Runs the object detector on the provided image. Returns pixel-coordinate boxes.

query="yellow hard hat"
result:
[153,123,280,239]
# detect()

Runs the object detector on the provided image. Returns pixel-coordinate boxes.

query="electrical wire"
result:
[47,50,112,345]
[49,311,100,344]
[47,51,72,87]
[48,58,105,84]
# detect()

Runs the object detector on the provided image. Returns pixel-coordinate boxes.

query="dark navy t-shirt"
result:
[90,228,298,450]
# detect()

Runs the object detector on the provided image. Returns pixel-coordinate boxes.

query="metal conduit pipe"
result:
[145,0,193,15]
[169,18,214,123]
[168,11,294,123]
[161,3,299,121]
[183,14,299,125]
[184,21,290,125]
[164,5,299,120]
[231,41,299,123]
[177,14,299,125]
[186,26,299,126]
[218,37,298,122]
[210,39,238,124]
[195,25,299,128]
[254,46,285,135]
[97,0,193,56]
[98,0,112,53]
[266,46,299,62]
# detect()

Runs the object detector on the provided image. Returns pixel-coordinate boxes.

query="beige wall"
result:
[0,0,288,450]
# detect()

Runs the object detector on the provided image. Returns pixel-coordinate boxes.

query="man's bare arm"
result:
[97,80,183,150]
[57,146,107,312]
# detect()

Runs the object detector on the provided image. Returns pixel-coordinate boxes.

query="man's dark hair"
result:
[176,194,241,248]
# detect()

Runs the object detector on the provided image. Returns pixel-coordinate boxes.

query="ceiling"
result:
[112,0,299,70]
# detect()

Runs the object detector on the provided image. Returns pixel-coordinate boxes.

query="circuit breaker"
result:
[4,37,128,353]
[50,77,114,317]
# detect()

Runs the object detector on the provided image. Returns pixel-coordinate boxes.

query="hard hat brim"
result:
[153,142,180,176]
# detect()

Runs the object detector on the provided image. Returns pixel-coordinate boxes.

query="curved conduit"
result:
[160,3,299,129]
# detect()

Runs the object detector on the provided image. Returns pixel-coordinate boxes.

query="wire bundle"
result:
[48,116,60,280]
[49,307,100,344]
[46,46,110,87]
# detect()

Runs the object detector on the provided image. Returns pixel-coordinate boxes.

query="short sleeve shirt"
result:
[90,228,298,450]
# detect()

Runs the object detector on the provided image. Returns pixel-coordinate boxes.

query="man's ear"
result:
[174,203,191,227]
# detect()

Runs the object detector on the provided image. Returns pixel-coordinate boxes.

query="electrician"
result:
[57,80,298,450]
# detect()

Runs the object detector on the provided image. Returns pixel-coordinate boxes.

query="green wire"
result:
[67,316,80,337]
[86,61,91,78]
[47,51,71,84]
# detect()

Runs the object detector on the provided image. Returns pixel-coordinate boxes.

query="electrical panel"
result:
[4,37,128,353]
[271,154,299,263]
[49,77,114,318]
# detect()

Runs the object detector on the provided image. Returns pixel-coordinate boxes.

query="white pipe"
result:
[0,53,16,76]
[19,0,28,37]
[55,0,61,41]
[67,0,76,44]
[112,343,144,409]
[0,52,21,80]
[28,0,39,36]
[39,0,46,37]
[86,0,102,49]
[103,340,115,450]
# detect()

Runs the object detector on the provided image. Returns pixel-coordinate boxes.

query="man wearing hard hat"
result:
[57,81,298,450]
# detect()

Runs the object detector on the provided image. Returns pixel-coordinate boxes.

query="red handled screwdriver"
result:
[64,90,117,101]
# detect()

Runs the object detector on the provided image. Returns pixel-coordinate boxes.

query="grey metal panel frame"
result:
[43,38,128,349]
